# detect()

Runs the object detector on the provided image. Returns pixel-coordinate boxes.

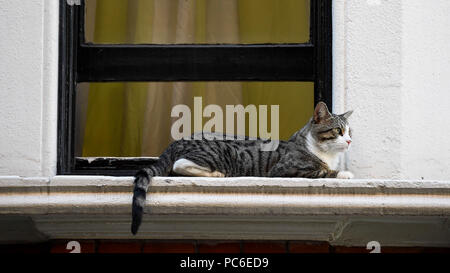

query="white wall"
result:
[334,0,403,179]
[400,0,450,180]
[0,0,58,177]
[0,0,449,180]
[335,0,450,180]
[0,0,44,176]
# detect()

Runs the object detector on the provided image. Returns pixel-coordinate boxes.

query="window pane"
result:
[85,0,310,44]
[75,82,314,157]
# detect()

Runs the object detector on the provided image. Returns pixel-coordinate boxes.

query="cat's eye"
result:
[335,128,343,136]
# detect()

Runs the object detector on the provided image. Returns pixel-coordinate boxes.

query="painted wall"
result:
[0,0,58,177]
[400,0,450,180]
[335,0,450,180]
[0,0,449,180]
[334,0,403,179]
[0,0,43,176]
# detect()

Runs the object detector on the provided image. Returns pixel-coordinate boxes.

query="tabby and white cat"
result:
[131,102,353,234]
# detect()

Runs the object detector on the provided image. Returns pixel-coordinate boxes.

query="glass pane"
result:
[75,82,314,157]
[85,0,310,44]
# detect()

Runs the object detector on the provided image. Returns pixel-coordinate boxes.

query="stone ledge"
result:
[0,176,449,246]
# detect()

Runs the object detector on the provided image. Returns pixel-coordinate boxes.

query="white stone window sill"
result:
[0,176,449,247]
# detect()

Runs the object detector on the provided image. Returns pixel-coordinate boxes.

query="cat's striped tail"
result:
[131,156,172,235]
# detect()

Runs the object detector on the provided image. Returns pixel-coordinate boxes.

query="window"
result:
[58,0,332,175]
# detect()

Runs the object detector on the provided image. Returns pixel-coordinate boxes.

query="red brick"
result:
[143,241,196,253]
[50,240,96,254]
[333,246,436,254]
[288,241,330,253]
[97,241,142,253]
[381,247,424,253]
[422,247,450,253]
[198,241,241,253]
[243,241,287,253]
[332,246,369,253]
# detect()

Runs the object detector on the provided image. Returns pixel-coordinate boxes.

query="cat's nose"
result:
[346,140,352,145]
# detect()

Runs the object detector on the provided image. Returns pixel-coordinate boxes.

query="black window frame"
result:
[58,0,333,175]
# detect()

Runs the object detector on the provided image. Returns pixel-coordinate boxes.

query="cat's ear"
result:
[313,102,331,123]
[341,110,354,120]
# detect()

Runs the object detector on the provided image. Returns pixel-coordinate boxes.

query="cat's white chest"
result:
[306,133,341,170]
[313,150,340,170]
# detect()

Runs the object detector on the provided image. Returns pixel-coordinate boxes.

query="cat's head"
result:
[309,102,353,153]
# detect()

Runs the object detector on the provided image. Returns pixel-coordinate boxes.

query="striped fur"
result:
[131,102,353,234]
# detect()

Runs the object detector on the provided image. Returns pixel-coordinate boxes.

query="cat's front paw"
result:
[337,171,354,179]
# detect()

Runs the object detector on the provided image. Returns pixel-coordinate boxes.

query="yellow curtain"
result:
[238,0,312,141]
[81,0,313,157]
